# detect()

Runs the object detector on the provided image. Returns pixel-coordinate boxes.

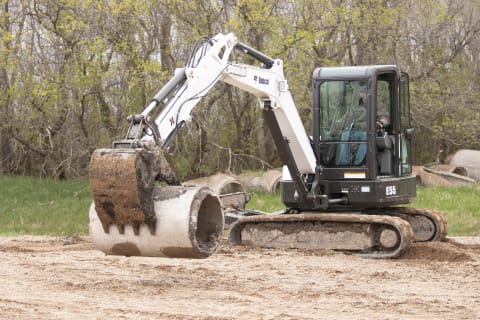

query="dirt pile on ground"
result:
[401,240,475,263]
[0,236,479,319]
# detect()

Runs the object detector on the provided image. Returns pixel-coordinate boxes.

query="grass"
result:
[247,190,285,213]
[1,175,479,236]
[410,186,480,236]
[0,175,91,236]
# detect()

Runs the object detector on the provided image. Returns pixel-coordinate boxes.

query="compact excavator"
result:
[89,33,447,259]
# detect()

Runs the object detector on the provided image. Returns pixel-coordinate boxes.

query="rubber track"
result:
[364,207,448,242]
[228,213,415,258]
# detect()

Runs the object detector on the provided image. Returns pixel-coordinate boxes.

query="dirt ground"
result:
[1,236,479,320]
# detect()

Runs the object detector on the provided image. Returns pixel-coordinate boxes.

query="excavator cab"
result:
[314,65,415,209]
[282,65,416,210]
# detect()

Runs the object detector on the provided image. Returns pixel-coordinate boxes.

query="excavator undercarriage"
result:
[227,206,447,258]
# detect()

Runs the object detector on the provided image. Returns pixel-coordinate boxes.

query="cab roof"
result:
[312,65,398,81]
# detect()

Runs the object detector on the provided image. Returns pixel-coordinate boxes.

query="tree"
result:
[1,0,480,178]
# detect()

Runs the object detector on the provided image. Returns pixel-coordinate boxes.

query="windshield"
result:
[319,80,367,141]
[318,80,368,166]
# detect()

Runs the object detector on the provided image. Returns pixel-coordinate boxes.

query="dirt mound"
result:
[401,240,475,262]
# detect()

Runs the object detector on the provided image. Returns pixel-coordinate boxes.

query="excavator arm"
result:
[141,33,316,177]
[148,33,320,202]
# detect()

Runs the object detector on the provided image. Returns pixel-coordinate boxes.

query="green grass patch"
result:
[1,175,479,237]
[0,175,91,236]
[247,190,284,213]
[409,186,480,236]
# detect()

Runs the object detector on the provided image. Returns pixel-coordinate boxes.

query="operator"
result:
[338,95,367,165]
[376,99,391,132]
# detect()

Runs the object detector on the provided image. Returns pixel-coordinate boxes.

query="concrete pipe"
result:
[89,186,224,258]
[236,169,282,193]
[412,166,452,187]
[448,149,480,183]
[421,165,476,186]
[260,169,282,193]
[185,173,248,209]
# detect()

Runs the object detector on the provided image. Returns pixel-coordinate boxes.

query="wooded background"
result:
[1,0,479,179]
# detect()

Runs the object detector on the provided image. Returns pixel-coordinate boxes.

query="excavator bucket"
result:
[89,148,224,258]
[89,148,159,235]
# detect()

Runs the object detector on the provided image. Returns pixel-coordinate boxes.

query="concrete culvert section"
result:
[412,166,475,187]
[89,186,223,258]
[191,190,225,256]
[261,169,282,193]
[185,173,248,209]
[236,169,282,193]
[448,149,480,183]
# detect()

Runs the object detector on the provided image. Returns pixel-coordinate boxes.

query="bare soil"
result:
[1,236,479,320]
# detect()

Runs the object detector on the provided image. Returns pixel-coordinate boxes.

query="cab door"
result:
[398,72,413,176]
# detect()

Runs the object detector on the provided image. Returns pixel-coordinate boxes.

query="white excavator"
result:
[89,33,447,259]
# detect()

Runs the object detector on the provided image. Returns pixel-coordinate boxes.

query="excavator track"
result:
[364,207,447,242]
[228,213,415,258]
